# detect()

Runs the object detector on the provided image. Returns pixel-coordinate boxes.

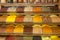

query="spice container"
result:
[42,24,52,34]
[24,6,33,13]
[0,7,8,13]
[7,7,17,12]
[42,36,51,40]
[15,15,24,22]
[50,15,60,23]
[5,25,14,33]
[33,7,42,13]
[16,6,24,13]
[24,15,32,22]
[32,15,42,23]
[6,15,16,22]
[33,24,42,34]
[0,15,7,22]
[14,24,24,33]
[51,27,60,34]
[51,36,59,40]
[42,16,52,23]
[24,25,32,34]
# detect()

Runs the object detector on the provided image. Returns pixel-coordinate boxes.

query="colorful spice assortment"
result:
[0,0,58,3]
[0,6,58,13]
[0,24,59,35]
[0,36,60,40]
[0,0,59,40]
[0,15,59,23]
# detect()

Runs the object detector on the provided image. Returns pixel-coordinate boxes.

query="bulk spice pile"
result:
[0,0,58,3]
[0,24,60,35]
[0,15,60,23]
[0,6,58,13]
[0,36,60,40]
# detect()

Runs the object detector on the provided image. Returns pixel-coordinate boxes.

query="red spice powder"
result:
[15,16,24,22]
[6,36,15,40]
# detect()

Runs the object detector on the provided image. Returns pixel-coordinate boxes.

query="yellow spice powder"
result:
[14,24,24,33]
[42,36,51,40]
[32,15,42,23]
[51,36,60,40]
[6,15,16,22]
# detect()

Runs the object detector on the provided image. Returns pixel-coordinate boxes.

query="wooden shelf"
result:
[0,3,58,6]
[0,12,60,16]
[0,33,60,36]
[0,22,60,25]
[0,1,59,37]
